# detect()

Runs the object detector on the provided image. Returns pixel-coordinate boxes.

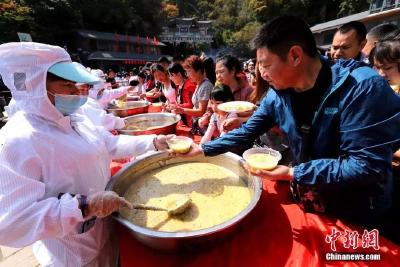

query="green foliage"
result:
[338,0,370,17]
[21,0,82,44]
[0,0,374,57]
[162,1,179,19]
[157,0,373,57]
[0,0,35,43]
[124,0,163,35]
[1,0,163,44]
[228,21,261,57]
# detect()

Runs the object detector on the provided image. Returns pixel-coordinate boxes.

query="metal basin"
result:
[106,152,262,251]
[106,100,149,117]
[127,95,140,101]
[118,113,180,135]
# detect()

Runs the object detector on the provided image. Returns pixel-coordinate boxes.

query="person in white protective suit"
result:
[77,69,126,131]
[90,69,130,109]
[0,42,172,266]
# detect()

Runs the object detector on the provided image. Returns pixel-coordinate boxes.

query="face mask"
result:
[49,92,88,115]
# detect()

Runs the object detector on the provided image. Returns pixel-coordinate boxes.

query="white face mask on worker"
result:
[48,92,88,115]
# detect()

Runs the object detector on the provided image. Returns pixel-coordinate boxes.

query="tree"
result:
[0,0,34,43]
[0,0,375,57]
[22,0,82,44]
[124,0,163,35]
[79,0,130,33]
[338,0,370,17]
[228,21,261,58]
[162,1,179,19]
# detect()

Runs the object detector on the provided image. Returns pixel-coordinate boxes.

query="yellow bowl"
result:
[243,148,282,171]
[167,136,193,154]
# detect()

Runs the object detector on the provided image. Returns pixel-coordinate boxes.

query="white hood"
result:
[89,69,106,99]
[0,42,78,127]
[88,80,107,99]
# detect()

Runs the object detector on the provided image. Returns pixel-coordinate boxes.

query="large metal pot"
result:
[118,113,180,135]
[106,100,149,117]
[106,152,263,251]
[126,95,140,101]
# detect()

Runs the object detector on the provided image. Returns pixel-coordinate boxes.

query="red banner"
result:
[123,60,147,65]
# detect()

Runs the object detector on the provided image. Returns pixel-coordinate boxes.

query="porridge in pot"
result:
[120,162,251,232]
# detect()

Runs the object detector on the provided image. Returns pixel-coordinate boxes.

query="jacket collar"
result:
[311,57,359,124]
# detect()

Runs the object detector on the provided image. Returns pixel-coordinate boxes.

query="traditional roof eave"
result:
[311,8,400,33]
[87,51,163,61]
[77,30,166,46]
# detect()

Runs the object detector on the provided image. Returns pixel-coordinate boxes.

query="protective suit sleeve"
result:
[99,112,125,131]
[98,86,129,107]
[99,129,156,159]
[0,140,84,247]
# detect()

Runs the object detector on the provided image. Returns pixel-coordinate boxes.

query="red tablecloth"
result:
[110,163,400,267]
[111,115,400,266]
[147,103,163,113]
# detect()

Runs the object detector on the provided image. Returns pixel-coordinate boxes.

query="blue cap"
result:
[48,62,100,84]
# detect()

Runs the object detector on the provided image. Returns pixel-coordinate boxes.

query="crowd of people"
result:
[0,14,399,266]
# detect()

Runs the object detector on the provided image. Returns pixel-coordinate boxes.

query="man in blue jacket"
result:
[184,16,400,235]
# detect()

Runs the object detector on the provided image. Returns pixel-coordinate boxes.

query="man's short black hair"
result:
[157,56,171,64]
[368,23,398,41]
[252,15,318,60]
[337,21,367,44]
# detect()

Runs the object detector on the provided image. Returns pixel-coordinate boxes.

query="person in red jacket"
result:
[168,63,196,127]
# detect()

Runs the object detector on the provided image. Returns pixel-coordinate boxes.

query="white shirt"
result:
[162,83,177,105]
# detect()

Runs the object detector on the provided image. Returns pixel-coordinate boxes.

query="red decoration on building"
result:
[114,33,120,52]
[145,36,151,54]
[126,34,130,52]
[123,59,147,65]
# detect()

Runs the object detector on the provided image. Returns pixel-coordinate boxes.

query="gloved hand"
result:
[154,134,175,151]
[85,191,132,218]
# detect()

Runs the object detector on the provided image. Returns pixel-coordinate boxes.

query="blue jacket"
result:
[202,59,400,220]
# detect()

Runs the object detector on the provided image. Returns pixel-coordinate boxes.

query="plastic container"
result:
[243,147,282,171]
[167,136,193,154]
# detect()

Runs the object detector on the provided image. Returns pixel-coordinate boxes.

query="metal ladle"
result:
[132,195,192,216]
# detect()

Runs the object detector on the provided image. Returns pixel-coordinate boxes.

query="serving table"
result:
[111,105,400,266]
[110,166,400,267]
